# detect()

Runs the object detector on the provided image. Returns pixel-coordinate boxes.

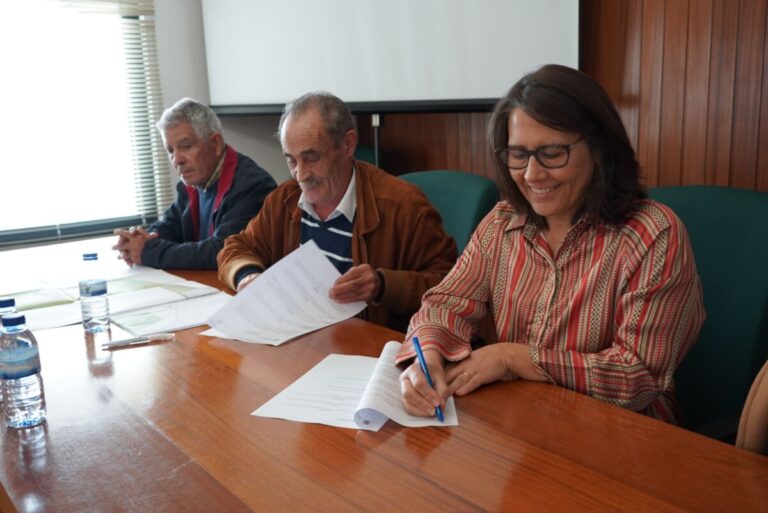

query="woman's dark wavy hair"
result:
[488,64,646,227]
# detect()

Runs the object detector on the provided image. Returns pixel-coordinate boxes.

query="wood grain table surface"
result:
[0,269,766,512]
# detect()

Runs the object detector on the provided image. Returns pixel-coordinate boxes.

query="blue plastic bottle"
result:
[0,313,47,428]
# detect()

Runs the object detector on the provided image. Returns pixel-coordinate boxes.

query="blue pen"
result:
[412,337,444,422]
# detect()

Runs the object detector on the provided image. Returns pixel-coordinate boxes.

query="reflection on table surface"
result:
[0,235,766,512]
[0,307,766,513]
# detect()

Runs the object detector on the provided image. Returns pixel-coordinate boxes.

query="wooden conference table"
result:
[0,269,766,512]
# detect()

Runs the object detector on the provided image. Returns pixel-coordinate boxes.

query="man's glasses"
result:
[494,137,584,170]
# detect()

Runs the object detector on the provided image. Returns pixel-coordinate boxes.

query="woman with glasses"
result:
[397,64,705,424]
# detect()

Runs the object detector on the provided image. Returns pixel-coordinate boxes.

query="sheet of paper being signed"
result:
[206,240,366,345]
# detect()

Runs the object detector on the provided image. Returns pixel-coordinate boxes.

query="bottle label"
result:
[79,279,107,297]
[0,346,41,379]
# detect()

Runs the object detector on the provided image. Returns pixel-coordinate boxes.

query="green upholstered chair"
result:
[399,170,500,253]
[649,186,768,440]
[354,146,376,165]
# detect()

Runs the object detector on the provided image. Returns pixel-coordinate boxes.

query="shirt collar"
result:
[298,165,357,222]
[517,214,591,243]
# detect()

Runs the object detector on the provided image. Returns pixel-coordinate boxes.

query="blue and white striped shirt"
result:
[298,168,357,275]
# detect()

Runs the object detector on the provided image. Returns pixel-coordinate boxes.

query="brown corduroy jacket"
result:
[217,159,458,332]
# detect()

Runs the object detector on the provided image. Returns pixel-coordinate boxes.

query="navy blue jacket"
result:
[141,146,276,269]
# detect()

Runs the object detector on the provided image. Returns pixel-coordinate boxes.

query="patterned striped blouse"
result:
[396,200,705,423]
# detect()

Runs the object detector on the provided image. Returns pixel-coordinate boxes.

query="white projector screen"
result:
[202,0,579,114]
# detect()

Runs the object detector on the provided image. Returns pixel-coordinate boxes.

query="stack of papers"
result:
[111,291,231,336]
[8,268,227,333]
[0,237,230,334]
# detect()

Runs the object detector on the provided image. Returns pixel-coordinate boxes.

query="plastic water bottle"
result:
[79,253,110,333]
[0,297,17,408]
[0,313,46,428]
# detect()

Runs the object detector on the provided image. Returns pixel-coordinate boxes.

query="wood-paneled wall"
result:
[363,112,495,179]
[582,0,768,191]
[360,0,768,192]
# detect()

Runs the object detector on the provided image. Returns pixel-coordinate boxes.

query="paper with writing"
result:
[206,240,366,345]
[252,341,458,431]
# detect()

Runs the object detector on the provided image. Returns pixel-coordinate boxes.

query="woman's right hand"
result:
[399,349,447,417]
[399,350,471,418]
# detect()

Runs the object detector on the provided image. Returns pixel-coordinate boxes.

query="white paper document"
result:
[110,291,232,336]
[206,240,366,345]
[253,341,458,431]
[22,301,82,332]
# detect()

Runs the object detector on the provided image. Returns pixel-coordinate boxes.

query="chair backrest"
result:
[736,359,768,455]
[649,186,768,438]
[399,170,500,253]
[354,146,376,165]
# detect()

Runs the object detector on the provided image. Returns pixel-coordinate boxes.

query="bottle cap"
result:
[0,297,15,308]
[83,253,98,261]
[1,313,26,327]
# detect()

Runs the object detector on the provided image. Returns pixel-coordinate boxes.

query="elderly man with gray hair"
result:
[217,92,457,331]
[113,97,276,269]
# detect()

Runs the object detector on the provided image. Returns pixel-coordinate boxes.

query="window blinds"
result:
[0,0,171,248]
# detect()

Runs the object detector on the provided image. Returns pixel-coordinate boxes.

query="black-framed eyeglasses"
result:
[494,137,584,170]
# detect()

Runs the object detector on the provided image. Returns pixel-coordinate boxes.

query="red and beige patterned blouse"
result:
[396,200,705,423]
